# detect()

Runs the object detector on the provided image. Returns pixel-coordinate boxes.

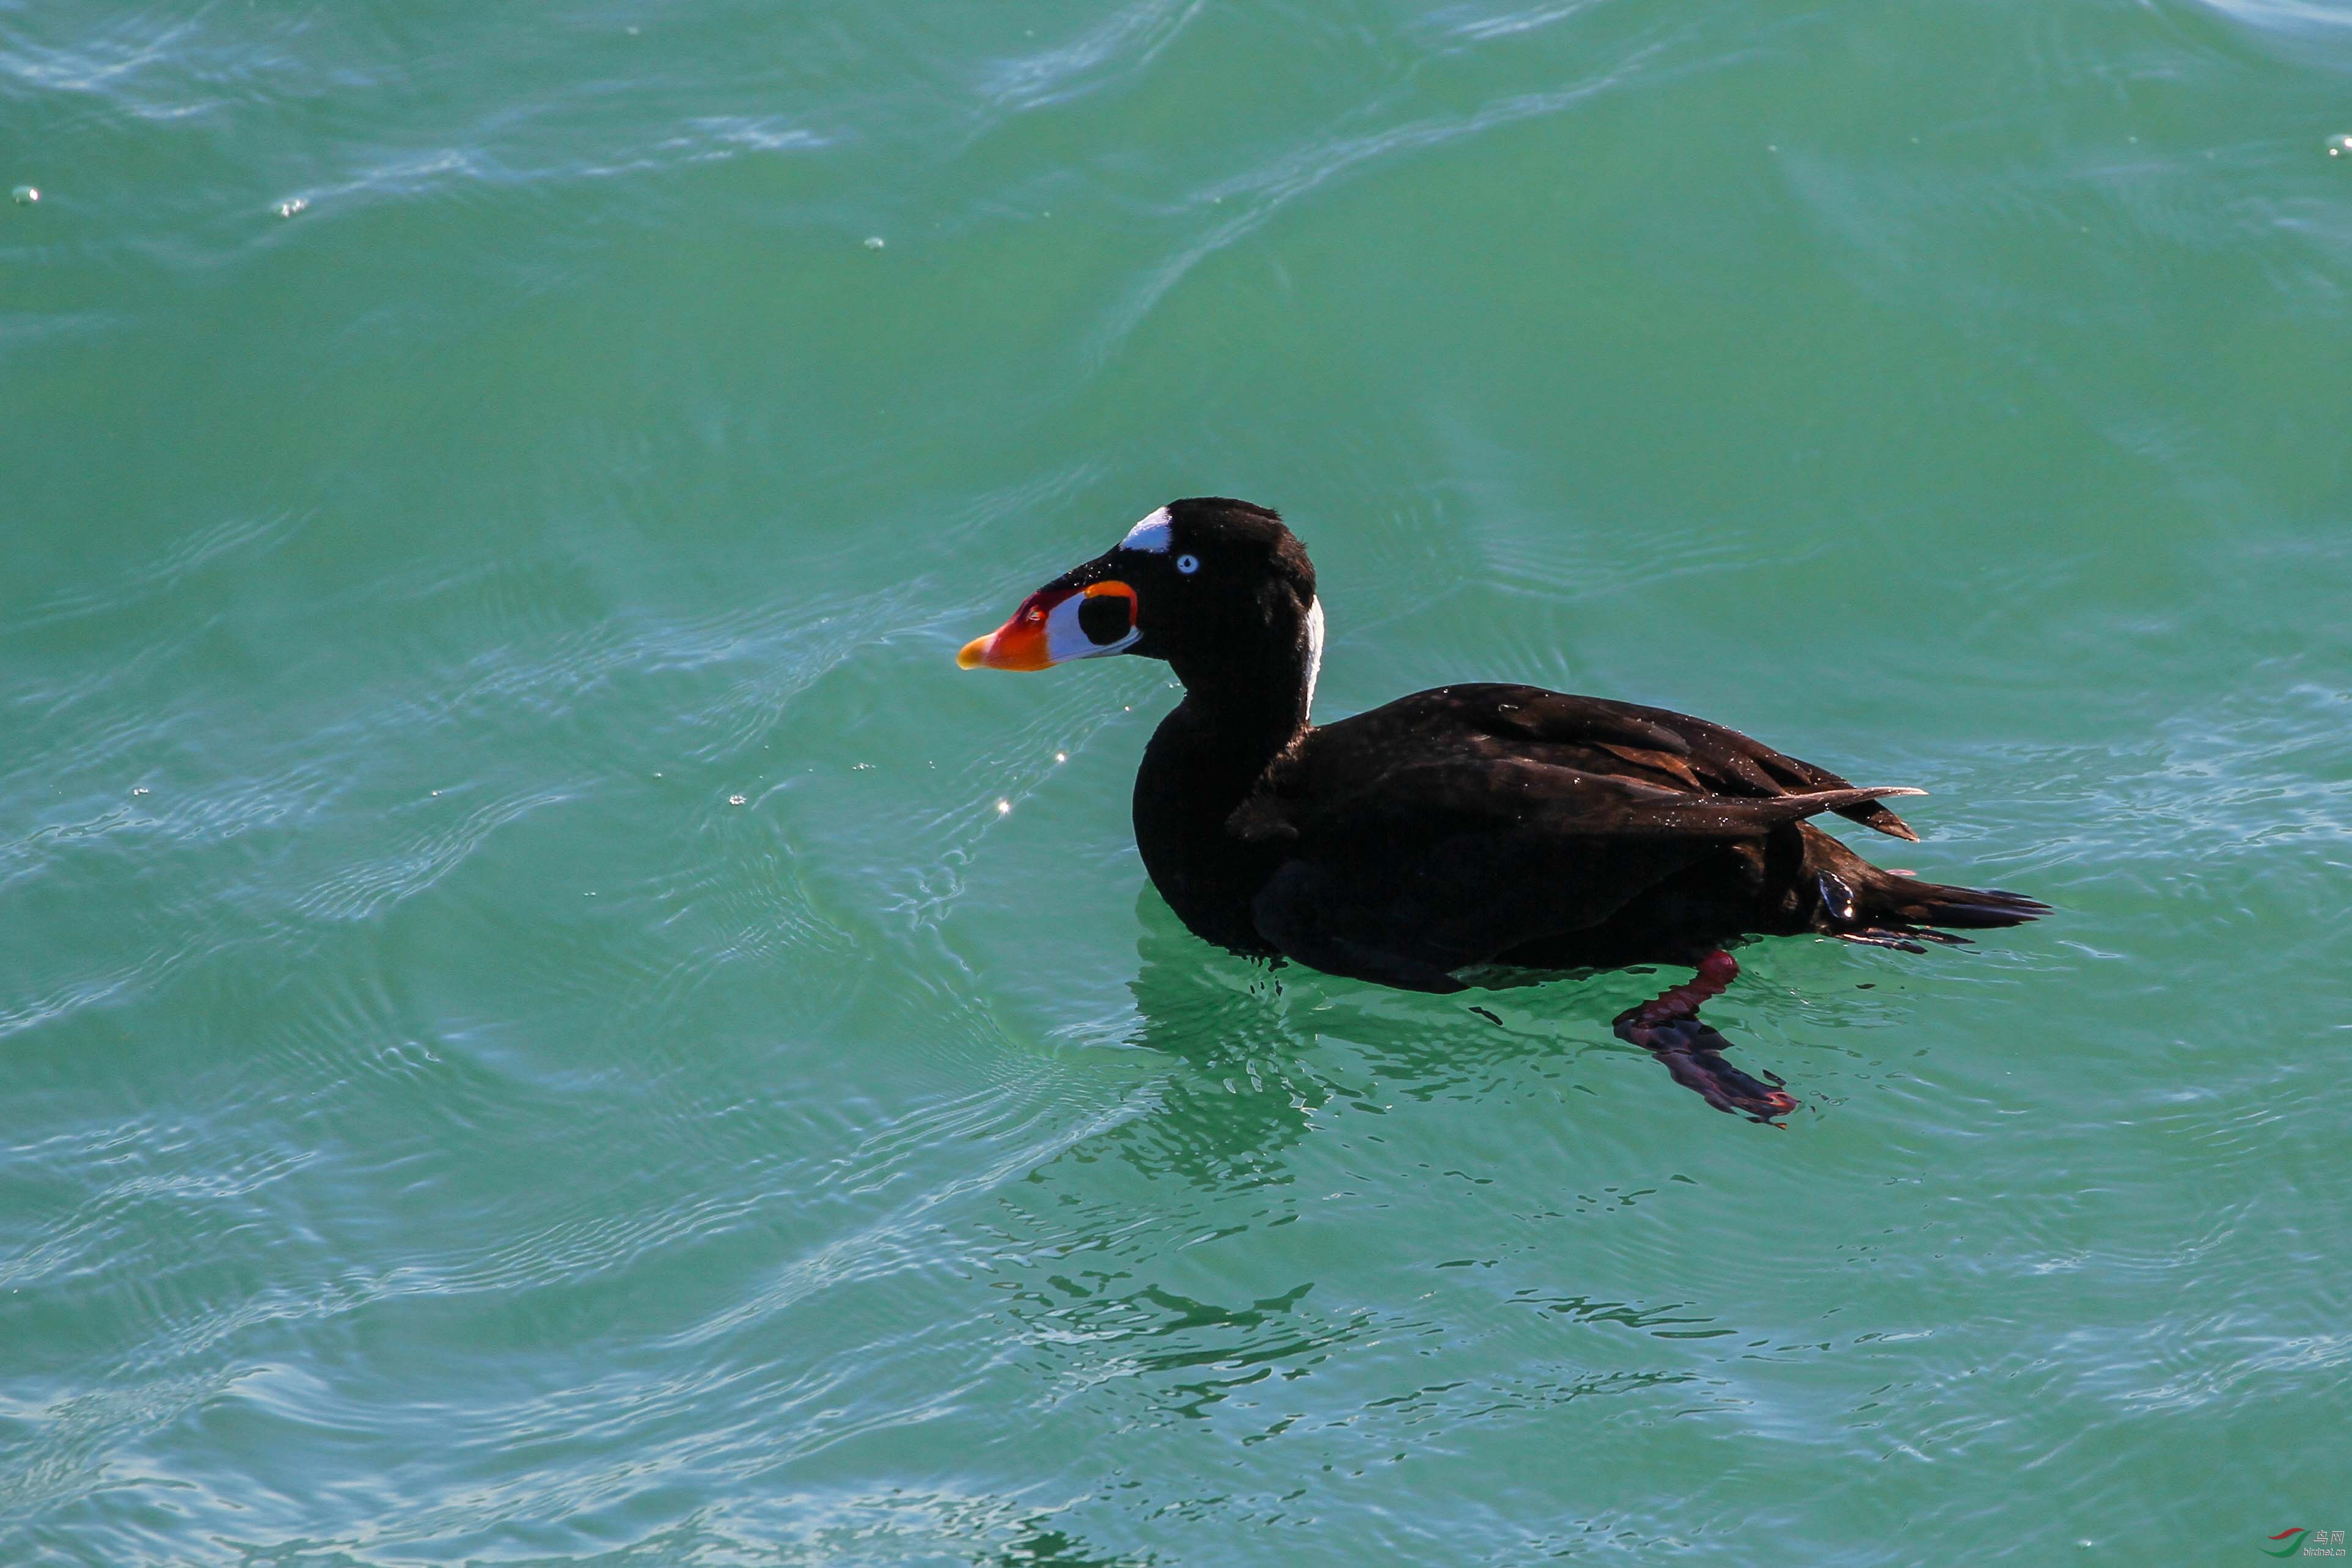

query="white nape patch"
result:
[1119,507,1174,553]
[1302,596,1325,719]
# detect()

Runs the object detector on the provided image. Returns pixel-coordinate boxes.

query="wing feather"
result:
[1234,683,1925,980]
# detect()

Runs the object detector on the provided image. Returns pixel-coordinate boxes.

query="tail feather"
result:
[1806,834,2047,952]
[1875,880,2050,930]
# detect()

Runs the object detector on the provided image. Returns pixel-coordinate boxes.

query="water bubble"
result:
[131,786,148,797]
[1054,752,1067,763]
[10,185,36,205]
[276,197,307,218]
[2331,134,2352,158]
[863,235,885,250]
[728,793,747,805]
[995,799,1011,815]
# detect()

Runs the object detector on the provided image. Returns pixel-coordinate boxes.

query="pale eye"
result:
[1175,554,1200,576]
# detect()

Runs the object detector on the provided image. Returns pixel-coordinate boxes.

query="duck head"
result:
[959,497,1324,724]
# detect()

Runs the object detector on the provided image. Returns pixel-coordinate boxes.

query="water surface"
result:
[5,1,2351,1561]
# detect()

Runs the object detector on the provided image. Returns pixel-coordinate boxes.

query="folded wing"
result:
[1235,684,1922,991]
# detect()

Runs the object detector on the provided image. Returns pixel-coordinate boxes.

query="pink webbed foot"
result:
[1612,952,1798,1126]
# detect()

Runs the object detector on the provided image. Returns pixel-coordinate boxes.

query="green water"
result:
[7,1,2351,1561]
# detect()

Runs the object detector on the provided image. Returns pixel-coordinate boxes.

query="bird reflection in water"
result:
[1108,890,1701,1187]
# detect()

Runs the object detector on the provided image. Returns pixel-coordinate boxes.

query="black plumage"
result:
[960,498,2045,1121]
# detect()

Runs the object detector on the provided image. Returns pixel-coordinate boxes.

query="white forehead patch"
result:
[1119,507,1174,553]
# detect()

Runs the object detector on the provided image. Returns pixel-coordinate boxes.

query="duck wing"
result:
[1234,684,1922,992]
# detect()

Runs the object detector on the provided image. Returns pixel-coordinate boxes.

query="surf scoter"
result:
[958,498,2044,1123]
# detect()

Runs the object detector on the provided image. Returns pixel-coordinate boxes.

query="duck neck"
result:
[1166,678,1310,774]
[1130,597,1324,953]
[1164,593,1324,768]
